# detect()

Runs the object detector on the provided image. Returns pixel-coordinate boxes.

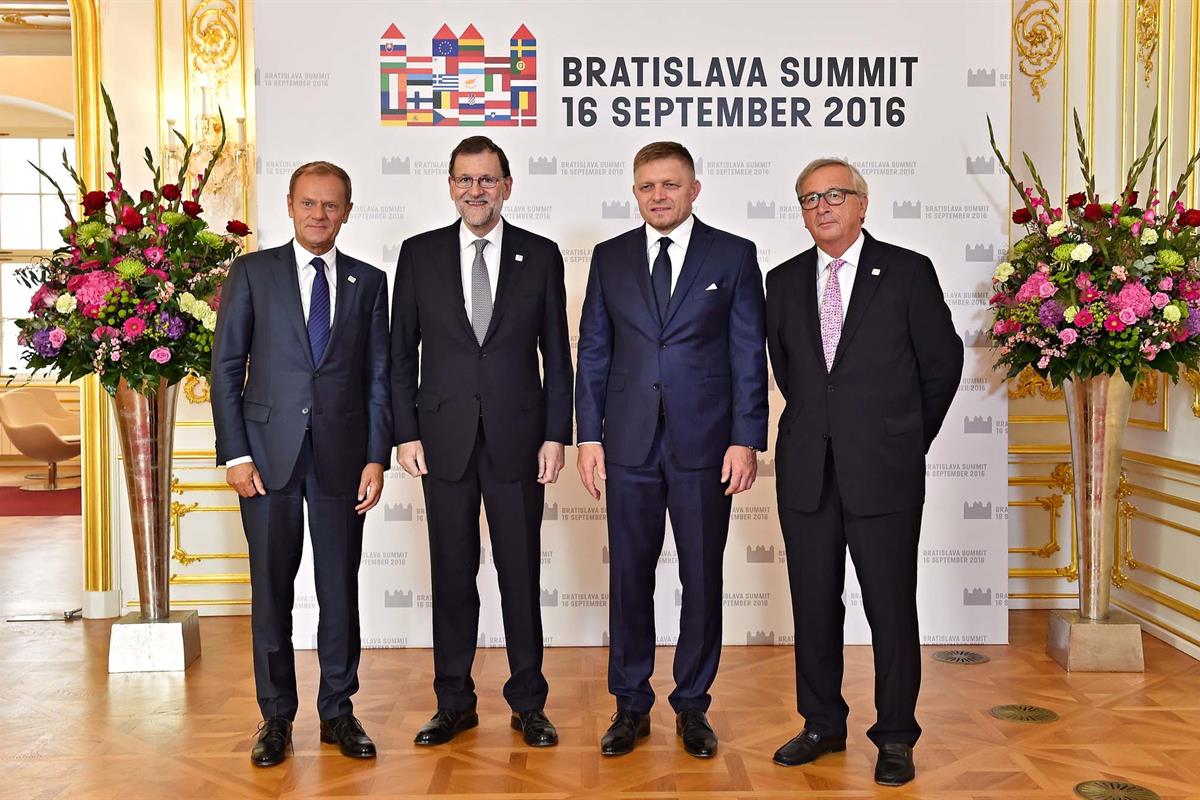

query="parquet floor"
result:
[1,514,1199,798]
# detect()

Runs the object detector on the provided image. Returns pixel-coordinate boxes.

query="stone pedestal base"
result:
[1047,608,1144,672]
[108,610,201,673]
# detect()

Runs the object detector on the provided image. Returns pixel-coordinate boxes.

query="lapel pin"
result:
[871,268,881,276]
[515,254,524,262]
[347,275,357,283]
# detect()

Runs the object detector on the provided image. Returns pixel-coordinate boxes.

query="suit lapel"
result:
[317,251,358,368]
[796,249,824,366]
[482,220,525,345]
[623,227,659,325]
[275,241,315,367]
[662,217,714,329]
[442,221,479,345]
[831,231,885,371]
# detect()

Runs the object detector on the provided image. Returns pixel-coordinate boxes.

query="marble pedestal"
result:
[1047,608,1144,672]
[108,610,201,673]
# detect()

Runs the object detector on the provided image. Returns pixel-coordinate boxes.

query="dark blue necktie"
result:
[651,236,672,323]
[307,257,330,364]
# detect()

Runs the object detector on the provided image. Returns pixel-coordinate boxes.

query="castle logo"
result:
[384,502,413,522]
[965,243,994,262]
[962,329,988,347]
[382,156,411,175]
[540,588,559,607]
[967,68,997,87]
[963,587,992,606]
[384,589,414,608]
[963,501,993,520]
[893,200,922,219]
[528,155,557,175]
[964,415,993,434]
[965,156,996,175]
[747,200,776,219]
[379,23,537,127]
[543,502,559,521]
[746,545,775,563]
[602,200,631,219]
[746,630,775,645]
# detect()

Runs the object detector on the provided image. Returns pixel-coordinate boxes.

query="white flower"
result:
[993,262,1015,282]
[1141,228,1159,245]
[1163,304,1182,322]
[1064,305,1078,323]
[1070,243,1093,262]
[1046,221,1067,237]
[202,309,217,331]
[54,293,77,313]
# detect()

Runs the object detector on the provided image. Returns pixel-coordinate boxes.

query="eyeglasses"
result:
[798,188,860,210]
[452,175,503,190]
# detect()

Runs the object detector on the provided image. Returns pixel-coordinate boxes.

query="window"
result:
[0,136,76,375]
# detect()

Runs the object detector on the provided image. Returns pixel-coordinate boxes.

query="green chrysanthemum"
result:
[1052,243,1077,263]
[1157,249,1185,269]
[76,221,112,246]
[196,230,224,248]
[115,258,146,280]
[161,211,188,226]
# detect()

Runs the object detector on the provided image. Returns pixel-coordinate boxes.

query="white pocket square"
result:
[705,283,719,291]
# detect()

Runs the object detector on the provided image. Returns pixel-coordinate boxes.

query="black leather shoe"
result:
[251,717,293,767]
[320,714,376,758]
[510,710,559,747]
[414,708,479,745]
[675,709,718,758]
[772,728,847,767]
[875,743,915,786]
[600,710,650,756]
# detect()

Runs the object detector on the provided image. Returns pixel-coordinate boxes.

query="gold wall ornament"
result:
[1182,368,1200,418]
[182,373,211,404]
[1013,0,1064,101]
[189,0,240,86]
[1132,371,1160,405]
[1135,0,1160,87]
[1008,365,1065,400]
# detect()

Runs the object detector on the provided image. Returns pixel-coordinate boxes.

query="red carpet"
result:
[0,486,81,516]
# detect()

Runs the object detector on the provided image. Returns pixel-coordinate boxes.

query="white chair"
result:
[0,388,82,491]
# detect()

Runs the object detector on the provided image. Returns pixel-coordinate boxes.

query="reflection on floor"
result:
[0,466,81,615]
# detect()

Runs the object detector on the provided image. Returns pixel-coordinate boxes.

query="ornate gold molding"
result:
[1132,372,1159,405]
[1014,0,1063,101]
[170,499,245,565]
[1135,0,1160,86]
[182,373,211,404]
[1008,463,1079,581]
[189,0,239,86]
[1183,368,1200,418]
[1008,365,1064,400]
[1,9,71,30]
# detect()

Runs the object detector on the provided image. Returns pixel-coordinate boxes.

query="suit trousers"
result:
[606,417,732,714]
[240,431,365,721]
[421,421,549,712]
[779,444,923,747]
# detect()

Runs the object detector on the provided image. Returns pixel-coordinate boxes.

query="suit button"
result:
[314,371,320,378]
[301,408,309,415]
[822,433,830,440]
[659,343,667,350]
[827,384,834,392]
[652,382,660,391]
[474,393,481,400]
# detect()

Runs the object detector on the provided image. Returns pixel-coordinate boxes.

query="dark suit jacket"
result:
[389,219,573,482]
[575,217,768,469]
[211,241,393,493]
[765,230,964,516]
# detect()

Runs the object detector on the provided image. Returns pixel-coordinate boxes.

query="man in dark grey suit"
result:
[211,161,392,767]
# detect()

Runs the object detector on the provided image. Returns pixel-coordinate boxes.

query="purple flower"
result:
[31,328,61,358]
[166,315,185,339]
[1186,310,1200,338]
[1038,300,1065,328]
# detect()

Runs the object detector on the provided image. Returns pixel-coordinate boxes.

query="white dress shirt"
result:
[225,241,339,468]
[816,232,864,323]
[294,239,338,327]
[644,214,694,295]
[460,218,503,318]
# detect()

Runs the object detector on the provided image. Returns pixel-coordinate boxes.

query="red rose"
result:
[1067,192,1087,208]
[1180,209,1200,227]
[182,200,203,217]
[161,183,182,201]
[120,206,143,229]
[139,189,155,204]
[83,190,107,215]
[226,219,252,236]
[1124,190,1139,206]
[1082,203,1104,222]
[1012,207,1033,224]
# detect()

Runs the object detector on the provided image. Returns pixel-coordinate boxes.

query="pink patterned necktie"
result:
[820,258,846,371]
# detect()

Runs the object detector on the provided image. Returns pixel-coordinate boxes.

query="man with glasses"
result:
[765,158,962,786]
[390,136,573,748]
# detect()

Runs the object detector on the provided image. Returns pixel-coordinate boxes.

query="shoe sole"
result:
[414,714,479,746]
[772,743,847,767]
[875,776,914,787]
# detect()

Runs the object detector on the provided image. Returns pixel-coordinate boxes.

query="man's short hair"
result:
[795,158,869,198]
[449,136,511,178]
[289,161,353,203]
[633,141,695,174]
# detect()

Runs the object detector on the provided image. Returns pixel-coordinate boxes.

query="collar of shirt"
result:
[815,231,865,276]
[460,216,504,256]
[294,239,337,277]
[644,214,695,258]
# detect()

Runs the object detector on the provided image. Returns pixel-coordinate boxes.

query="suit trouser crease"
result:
[241,432,364,722]
[422,423,549,712]
[779,445,922,747]
[606,418,731,714]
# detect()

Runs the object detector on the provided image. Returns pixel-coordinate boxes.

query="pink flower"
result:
[91,326,118,341]
[1104,314,1126,332]
[1074,309,1095,327]
[1141,344,1158,360]
[70,271,120,318]
[1016,273,1054,303]
[136,300,158,315]
[1159,277,1174,291]
[149,346,172,364]
[1113,282,1153,316]
[1151,292,1170,309]
[47,327,67,348]
[1131,222,1142,236]
[29,284,58,311]
[993,321,1007,335]
[144,267,168,281]
[1112,266,1128,281]
[1118,308,1138,326]
[1037,355,1051,369]
[1081,286,1101,302]
[1038,281,1057,298]
[143,246,165,264]
[122,317,146,339]
[1075,272,1093,289]
[1037,262,1051,274]
[1059,328,1078,344]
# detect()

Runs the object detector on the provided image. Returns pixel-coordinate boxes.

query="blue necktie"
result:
[308,257,330,364]
[651,236,672,323]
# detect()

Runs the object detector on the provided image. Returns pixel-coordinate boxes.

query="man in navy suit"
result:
[765,159,963,786]
[211,162,392,767]
[575,141,767,758]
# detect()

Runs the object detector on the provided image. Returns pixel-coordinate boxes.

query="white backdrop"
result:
[251,0,1011,649]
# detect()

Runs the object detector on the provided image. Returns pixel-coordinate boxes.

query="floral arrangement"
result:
[14,87,251,395]
[985,110,1200,386]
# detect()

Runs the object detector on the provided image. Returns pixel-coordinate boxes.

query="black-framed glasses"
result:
[452,175,503,189]
[798,187,860,210]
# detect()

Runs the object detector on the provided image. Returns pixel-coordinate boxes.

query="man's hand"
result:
[537,441,566,485]
[355,462,385,514]
[721,445,758,496]
[226,462,266,498]
[395,440,428,477]
[576,443,607,500]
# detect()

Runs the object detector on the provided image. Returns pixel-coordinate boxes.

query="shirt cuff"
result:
[224,455,254,467]
[577,441,602,446]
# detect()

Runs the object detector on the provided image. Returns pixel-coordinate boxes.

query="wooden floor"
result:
[1,514,1199,798]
